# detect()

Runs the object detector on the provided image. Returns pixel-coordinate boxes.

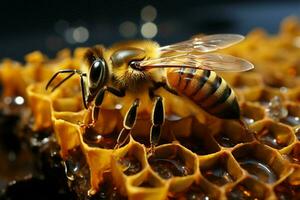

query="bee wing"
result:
[159,34,244,53]
[138,53,254,72]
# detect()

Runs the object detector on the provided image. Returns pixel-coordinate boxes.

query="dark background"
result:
[1,0,300,61]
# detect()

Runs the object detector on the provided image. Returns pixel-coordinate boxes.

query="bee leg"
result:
[94,86,126,107]
[115,99,140,149]
[150,96,164,154]
[83,106,100,128]
[84,86,125,128]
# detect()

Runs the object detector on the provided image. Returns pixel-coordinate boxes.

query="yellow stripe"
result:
[201,77,227,108]
[193,71,217,102]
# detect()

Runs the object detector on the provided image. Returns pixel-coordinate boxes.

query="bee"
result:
[46,34,253,151]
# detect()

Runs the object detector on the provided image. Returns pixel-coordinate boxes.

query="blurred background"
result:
[1,0,300,61]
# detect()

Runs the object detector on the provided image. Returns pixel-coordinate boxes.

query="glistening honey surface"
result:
[118,155,142,176]
[83,127,119,149]
[238,158,278,183]
[148,154,191,179]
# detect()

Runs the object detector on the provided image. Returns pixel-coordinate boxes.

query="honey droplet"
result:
[243,116,255,125]
[266,96,288,121]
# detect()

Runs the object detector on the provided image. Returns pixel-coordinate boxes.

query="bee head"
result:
[106,41,160,89]
[84,46,110,95]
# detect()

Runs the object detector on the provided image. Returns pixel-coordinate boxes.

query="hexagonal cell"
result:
[81,110,124,149]
[280,103,300,126]
[148,144,197,180]
[200,152,243,186]
[226,177,270,200]
[232,142,290,184]
[127,171,168,200]
[213,120,254,148]
[177,120,220,155]
[118,155,143,176]
[250,119,295,150]
[110,140,148,197]
[284,142,300,165]
[229,72,264,89]
[240,102,266,125]
[274,166,300,200]
[115,142,146,176]
[243,86,285,107]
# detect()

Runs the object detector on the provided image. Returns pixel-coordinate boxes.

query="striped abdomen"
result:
[166,67,240,119]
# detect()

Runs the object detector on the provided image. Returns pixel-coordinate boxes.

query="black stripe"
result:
[214,98,240,119]
[210,85,232,108]
[183,68,197,90]
[201,75,222,101]
[191,70,211,97]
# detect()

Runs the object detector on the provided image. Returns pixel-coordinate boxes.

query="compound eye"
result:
[110,48,146,68]
[89,59,106,88]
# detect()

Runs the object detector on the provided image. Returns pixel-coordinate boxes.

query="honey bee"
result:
[46,34,253,150]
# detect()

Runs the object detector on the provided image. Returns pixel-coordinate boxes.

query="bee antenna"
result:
[46,69,84,92]
[46,69,88,109]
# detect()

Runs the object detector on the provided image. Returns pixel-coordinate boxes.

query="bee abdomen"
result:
[166,68,240,119]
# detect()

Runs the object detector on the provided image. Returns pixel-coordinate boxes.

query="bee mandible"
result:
[46,34,254,150]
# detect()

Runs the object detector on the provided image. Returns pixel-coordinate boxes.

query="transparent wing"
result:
[159,34,244,53]
[138,53,254,72]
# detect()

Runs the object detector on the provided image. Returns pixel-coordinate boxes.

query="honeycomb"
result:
[1,17,300,200]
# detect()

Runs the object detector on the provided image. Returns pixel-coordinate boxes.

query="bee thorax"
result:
[113,69,151,91]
